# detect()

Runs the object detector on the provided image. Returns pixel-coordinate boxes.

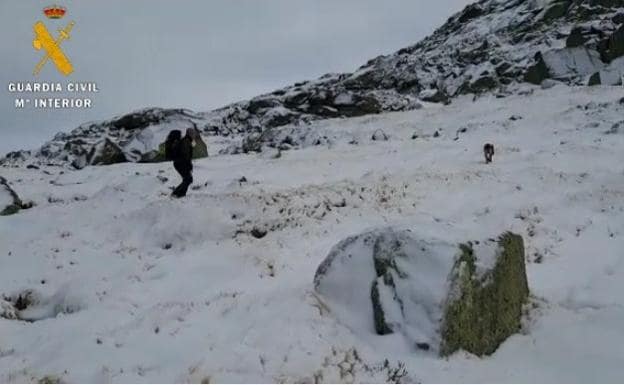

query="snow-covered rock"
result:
[589,56,624,85]
[314,228,528,356]
[542,48,604,81]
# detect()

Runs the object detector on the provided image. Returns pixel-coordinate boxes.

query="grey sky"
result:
[0,1,473,155]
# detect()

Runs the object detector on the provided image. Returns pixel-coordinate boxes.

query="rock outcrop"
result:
[314,228,529,357]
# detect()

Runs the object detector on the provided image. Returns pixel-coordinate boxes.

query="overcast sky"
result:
[0,1,473,155]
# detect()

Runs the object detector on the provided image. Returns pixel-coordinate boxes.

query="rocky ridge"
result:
[3,0,624,168]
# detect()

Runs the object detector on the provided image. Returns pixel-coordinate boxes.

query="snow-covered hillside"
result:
[1,85,623,382]
[4,0,624,169]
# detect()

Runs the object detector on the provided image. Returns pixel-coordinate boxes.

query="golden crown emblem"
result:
[43,5,66,19]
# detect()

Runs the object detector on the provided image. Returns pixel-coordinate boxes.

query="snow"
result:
[333,93,354,106]
[599,57,624,86]
[418,89,439,100]
[1,85,624,382]
[471,238,501,278]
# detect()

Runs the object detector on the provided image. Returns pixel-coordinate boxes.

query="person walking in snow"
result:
[165,127,196,198]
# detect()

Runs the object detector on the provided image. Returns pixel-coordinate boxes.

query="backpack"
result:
[164,130,182,160]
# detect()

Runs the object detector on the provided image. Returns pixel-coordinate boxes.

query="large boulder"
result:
[0,176,24,216]
[526,47,605,84]
[542,47,604,80]
[314,228,529,357]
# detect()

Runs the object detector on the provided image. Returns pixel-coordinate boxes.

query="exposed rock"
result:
[0,176,25,216]
[419,89,450,104]
[0,298,18,319]
[87,138,127,166]
[469,74,499,94]
[440,232,529,356]
[242,132,265,154]
[566,27,589,48]
[247,97,281,114]
[604,25,624,62]
[110,108,195,131]
[588,72,602,85]
[542,1,570,21]
[371,129,389,141]
[250,228,268,239]
[613,13,624,25]
[525,53,551,85]
[458,3,484,23]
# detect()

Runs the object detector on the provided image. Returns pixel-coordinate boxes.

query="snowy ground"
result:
[1,85,624,383]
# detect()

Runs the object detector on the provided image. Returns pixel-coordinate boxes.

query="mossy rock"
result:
[440,232,529,356]
[192,135,209,158]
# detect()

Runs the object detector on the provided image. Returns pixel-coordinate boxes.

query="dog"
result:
[483,143,495,164]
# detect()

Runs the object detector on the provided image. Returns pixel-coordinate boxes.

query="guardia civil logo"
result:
[32,5,75,76]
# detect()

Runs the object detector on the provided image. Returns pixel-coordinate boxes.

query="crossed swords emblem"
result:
[32,20,75,76]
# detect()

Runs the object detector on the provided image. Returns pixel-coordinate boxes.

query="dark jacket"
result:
[173,136,194,166]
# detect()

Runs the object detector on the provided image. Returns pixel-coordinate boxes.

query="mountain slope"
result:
[3,0,624,169]
[1,85,623,382]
